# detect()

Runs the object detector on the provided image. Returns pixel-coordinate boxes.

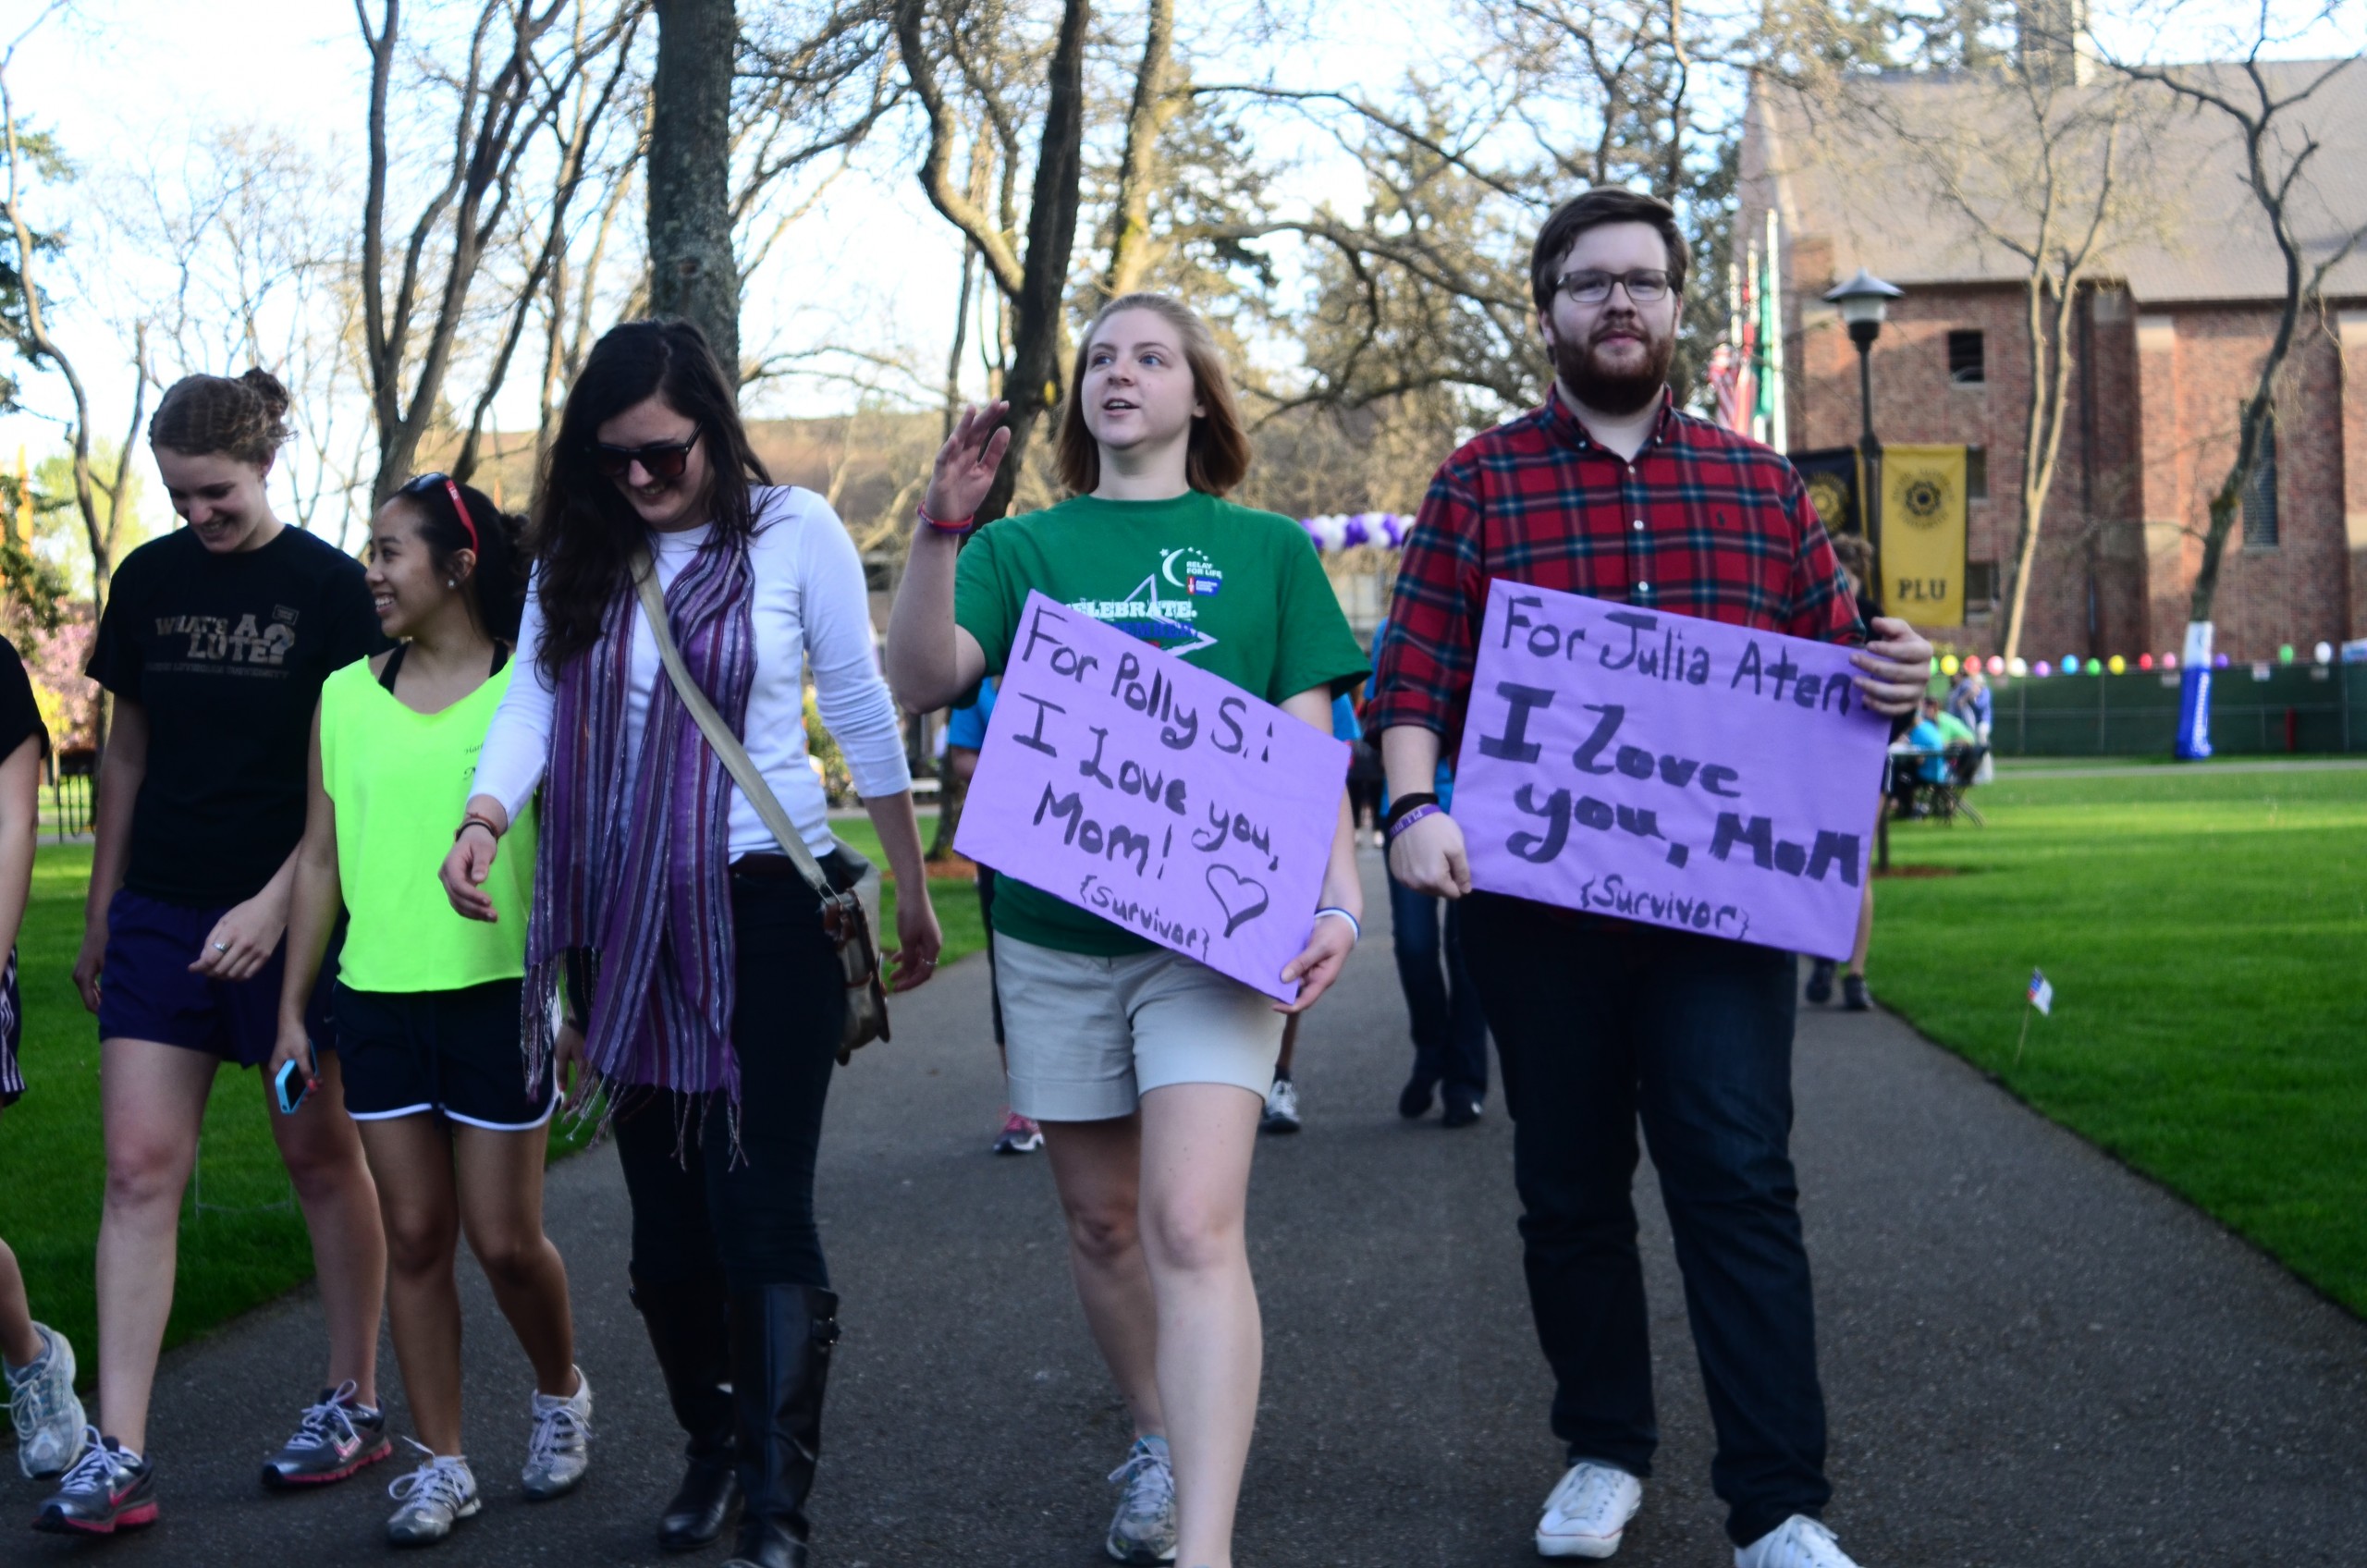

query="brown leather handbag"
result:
[633,554,890,1061]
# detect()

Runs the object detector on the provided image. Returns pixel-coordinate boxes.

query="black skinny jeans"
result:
[1460,894,1829,1550]
[613,868,848,1293]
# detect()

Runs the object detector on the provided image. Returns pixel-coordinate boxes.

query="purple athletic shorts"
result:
[95,888,339,1069]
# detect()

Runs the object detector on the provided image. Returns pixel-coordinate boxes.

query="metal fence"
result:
[1988,663,2365,756]
[46,747,95,840]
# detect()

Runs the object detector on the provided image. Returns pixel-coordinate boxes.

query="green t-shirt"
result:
[955,489,1369,955]
[1932,710,1977,747]
[319,657,537,992]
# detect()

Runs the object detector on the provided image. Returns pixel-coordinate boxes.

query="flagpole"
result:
[2014,1000,2032,1066]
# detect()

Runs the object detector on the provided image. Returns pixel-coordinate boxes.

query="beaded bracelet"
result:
[1314,907,1360,944]
[1385,802,1442,841]
[918,503,975,535]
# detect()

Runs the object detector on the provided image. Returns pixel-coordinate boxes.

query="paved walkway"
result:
[16,850,2367,1565]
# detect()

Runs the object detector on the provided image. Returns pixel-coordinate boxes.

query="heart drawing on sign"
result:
[1204,864,1270,937]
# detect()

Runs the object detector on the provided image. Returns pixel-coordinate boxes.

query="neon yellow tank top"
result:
[318,655,536,993]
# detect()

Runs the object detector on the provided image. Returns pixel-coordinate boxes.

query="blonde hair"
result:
[1056,293,1252,496]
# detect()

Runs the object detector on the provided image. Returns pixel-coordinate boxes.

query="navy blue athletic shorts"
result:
[96,889,338,1069]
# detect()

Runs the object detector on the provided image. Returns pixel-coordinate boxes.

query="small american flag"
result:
[2027,970,2054,1016]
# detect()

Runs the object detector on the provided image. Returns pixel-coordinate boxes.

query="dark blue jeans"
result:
[613,870,847,1294]
[1386,869,1489,1097]
[1460,894,1829,1549]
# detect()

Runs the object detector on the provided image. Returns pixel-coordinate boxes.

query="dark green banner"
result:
[1788,447,1860,538]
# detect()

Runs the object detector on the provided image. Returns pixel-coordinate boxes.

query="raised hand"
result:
[924,400,1013,527]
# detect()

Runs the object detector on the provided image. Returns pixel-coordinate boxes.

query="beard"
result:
[1551,315,1675,416]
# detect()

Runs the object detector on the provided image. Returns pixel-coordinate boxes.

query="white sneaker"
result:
[1105,1434,1177,1563]
[1260,1076,1303,1133]
[1536,1460,1643,1558]
[1735,1514,1860,1568]
[521,1366,592,1499]
[386,1443,481,1545]
[6,1324,86,1479]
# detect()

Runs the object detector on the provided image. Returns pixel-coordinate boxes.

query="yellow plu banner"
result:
[1881,444,1968,626]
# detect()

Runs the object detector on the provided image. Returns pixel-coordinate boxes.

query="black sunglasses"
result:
[587,431,700,481]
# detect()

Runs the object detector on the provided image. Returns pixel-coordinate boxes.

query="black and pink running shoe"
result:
[260,1381,391,1489]
[32,1429,157,1535]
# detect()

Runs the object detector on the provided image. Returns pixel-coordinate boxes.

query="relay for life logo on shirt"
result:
[1066,546,1227,656]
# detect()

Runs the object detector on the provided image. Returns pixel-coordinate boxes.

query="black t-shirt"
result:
[0,639,48,766]
[88,525,386,906]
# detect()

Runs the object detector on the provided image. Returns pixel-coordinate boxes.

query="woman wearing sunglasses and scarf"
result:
[439,319,940,1568]
[273,473,592,1545]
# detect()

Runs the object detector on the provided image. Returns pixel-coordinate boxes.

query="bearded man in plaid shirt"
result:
[1369,189,1932,1568]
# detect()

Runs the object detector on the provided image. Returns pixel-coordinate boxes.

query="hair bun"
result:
[237,367,292,423]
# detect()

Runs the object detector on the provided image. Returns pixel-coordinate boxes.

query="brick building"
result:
[1740,57,2367,661]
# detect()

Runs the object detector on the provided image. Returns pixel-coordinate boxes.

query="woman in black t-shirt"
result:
[0,639,87,1484]
[38,372,391,1536]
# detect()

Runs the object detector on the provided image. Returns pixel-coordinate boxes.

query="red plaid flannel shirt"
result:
[1370,389,1861,750]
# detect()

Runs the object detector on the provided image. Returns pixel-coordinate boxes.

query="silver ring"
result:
[211,941,230,952]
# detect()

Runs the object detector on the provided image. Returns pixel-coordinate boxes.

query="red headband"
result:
[439,475,479,556]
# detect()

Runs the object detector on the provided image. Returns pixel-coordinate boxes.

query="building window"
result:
[1965,446,1988,500]
[2242,415,2278,547]
[1965,561,1998,605]
[1948,331,1986,385]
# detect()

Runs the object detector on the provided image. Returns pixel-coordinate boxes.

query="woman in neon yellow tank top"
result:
[271,475,588,1548]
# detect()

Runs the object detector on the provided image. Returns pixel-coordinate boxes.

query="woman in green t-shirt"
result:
[272,476,587,1548]
[887,293,1368,1568]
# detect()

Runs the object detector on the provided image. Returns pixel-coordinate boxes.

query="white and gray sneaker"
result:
[521,1366,592,1500]
[1536,1460,1643,1558]
[1735,1514,1860,1568]
[6,1323,86,1478]
[386,1444,481,1547]
[1104,1433,1177,1564]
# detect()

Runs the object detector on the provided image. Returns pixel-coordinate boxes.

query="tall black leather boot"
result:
[631,1268,743,1551]
[720,1284,839,1568]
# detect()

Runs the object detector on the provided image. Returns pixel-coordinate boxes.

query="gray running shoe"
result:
[386,1444,481,1547]
[521,1366,592,1500]
[7,1323,87,1478]
[1104,1434,1177,1564]
[262,1381,391,1488]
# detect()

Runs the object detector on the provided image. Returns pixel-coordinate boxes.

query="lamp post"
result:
[1823,267,1904,607]
[1825,267,1903,871]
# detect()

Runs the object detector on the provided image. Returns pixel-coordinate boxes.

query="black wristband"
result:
[1382,792,1440,833]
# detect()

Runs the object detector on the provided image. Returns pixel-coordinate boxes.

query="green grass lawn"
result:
[1872,766,2367,1315]
[0,819,986,1388]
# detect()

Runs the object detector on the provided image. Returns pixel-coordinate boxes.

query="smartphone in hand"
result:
[273,1046,318,1116]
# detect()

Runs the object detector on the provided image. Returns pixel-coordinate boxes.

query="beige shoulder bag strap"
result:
[630,549,889,1056]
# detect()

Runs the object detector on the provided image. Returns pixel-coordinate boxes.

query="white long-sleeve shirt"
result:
[473,485,911,860]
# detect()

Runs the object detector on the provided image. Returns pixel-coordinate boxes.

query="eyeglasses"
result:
[398,472,479,555]
[587,432,700,481]
[1555,268,1674,306]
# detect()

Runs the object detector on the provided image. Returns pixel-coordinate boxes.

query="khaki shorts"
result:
[993,934,1287,1122]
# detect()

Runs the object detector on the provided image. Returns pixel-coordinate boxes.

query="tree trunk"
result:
[1101,0,1175,301]
[975,0,1093,525]
[649,0,742,384]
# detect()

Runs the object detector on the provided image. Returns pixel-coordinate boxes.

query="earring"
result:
[447,580,459,589]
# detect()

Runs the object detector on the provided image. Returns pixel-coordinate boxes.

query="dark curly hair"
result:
[528,320,771,680]
[148,369,294,464]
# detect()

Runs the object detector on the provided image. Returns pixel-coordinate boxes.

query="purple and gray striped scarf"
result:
[523,534,756,1102]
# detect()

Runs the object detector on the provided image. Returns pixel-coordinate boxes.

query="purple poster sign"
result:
[956,592,1349,1001]
[1452,581,1890,960]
